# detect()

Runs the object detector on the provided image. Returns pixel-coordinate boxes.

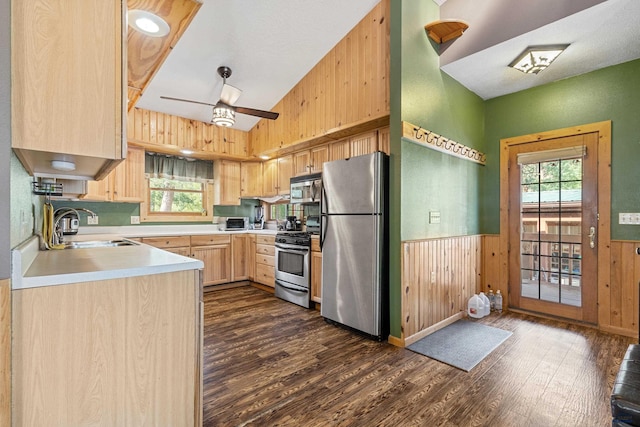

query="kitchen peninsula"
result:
[11,236,204,426]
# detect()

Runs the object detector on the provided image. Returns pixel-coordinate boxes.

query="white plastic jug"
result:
[467,294,484,319]
[479,292,491,317]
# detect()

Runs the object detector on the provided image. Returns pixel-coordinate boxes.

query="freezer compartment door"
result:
[320,214,383,336]
[322,152,383,215]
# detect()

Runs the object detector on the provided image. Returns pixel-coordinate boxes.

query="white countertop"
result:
[12,235,204,290]
[77,225,278,237]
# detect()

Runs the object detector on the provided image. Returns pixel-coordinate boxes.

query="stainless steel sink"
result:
[62,239,139,249]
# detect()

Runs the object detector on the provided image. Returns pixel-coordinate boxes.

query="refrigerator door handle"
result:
[320,214,327,251]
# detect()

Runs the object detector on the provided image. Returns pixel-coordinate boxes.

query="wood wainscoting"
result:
[603,240,640,337]
[401,235,483,345]
[0,278,9,426]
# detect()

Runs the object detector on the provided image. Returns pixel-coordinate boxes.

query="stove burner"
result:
[275,231,311,246]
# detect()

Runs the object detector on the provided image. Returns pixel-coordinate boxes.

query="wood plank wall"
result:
[249,0,390,156]
[477,236,640,338]
[605,240,640,337]
[0,278,9,426]
[127,107,249,159]
[401,236,482,342]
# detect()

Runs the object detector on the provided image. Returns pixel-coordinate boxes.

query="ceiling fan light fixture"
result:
[509,44,569,74]
[212,105,235,127]
[128,10,170,38]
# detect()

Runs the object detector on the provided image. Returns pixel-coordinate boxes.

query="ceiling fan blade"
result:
[219,83,242,105]
[234,106,279,120]
[160,96,215,107]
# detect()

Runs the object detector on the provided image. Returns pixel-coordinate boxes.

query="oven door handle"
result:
[275,280,309,293]
[275,243,310,252]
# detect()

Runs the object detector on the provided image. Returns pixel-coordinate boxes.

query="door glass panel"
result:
[520,156,583,307]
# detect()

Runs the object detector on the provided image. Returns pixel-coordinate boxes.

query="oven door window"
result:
[278,251,305,276]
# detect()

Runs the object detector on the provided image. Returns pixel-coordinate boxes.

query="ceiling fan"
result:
[160,66,279,127]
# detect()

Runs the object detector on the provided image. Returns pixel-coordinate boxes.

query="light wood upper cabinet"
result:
[82,146,145,202]
[241,162,263,198]
[293,145,329,176]
[293,151,312,177]
[350,131,378,157]
[378,126,390,155]
[263,155,293,196]
[277,155,293,195]
[330,139,351,161]
[214,160,241,206]
[11,0,125,179]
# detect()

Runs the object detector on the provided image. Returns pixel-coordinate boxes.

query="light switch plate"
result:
[87,216,99,225]
[429,211,441,224]
[130,216,140,225]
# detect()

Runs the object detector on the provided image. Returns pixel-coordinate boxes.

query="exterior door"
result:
[507,133,599,323]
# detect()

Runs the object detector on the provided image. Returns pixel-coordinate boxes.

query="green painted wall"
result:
[388,0,486,338]
[482,58,640,239]
[49,198,260,227]
[10,152,41,248]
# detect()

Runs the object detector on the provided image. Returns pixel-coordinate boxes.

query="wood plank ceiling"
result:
[127,0,201,111]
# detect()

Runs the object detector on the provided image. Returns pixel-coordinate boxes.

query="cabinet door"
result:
[231,235,249,282]
[241,162,263,197]
[214,160,241,206]
[277,155,293,195]
[83,174,113,202]
[262,159,279,197]
[311,251,323,303]
[293,151,311,177]
[310,145,329,174]
[12,0,123,160]
[330,139,350,161]
[192,245,231,286]
[350,131,378,157]
[113,146,145,202]
[247,235,256,281]
[378,126,390,155]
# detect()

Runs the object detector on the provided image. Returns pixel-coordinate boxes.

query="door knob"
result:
[588,226,596,249]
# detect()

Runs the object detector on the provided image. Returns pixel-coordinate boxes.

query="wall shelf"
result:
[424,20,468,44]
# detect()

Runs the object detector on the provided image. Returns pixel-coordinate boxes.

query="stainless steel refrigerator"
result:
[320,151,389,340]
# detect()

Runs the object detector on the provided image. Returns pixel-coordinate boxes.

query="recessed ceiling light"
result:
[259,155,270,160]
[180,149,194,155]
[128,10,170,38]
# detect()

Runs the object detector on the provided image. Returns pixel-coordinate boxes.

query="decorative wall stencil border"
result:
[402,121,486,165]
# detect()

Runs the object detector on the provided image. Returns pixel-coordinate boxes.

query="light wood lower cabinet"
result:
[311,236,322,303]
[231,234,250,281]
[191,235,232,286]
[12,270,202,426]
[254,235,275,288]
[141,235,191,257]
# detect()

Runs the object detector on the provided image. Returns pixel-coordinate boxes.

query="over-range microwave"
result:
[290,173,322,204]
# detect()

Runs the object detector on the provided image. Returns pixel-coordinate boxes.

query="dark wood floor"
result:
[203,286,634,426]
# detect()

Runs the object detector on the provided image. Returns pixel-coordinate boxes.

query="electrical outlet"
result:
[87,216,99,225]
[130,216,140,225]
[430,271,436,283]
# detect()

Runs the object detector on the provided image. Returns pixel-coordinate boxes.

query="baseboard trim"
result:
[403,312,465,347]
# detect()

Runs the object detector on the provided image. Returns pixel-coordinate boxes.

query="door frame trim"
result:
[499,121,611,324]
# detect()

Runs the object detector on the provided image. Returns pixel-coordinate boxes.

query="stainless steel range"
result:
[274,231,311,308]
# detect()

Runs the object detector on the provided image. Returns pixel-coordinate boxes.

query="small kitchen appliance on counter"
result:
[253,206,264,230]
[225,217,249,231]
[305,215,320,234]
[285,216,302,231]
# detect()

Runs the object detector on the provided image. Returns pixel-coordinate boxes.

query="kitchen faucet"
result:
[52,207,97,245]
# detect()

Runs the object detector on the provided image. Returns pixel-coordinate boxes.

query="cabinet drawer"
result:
[256,244,275,256]
[255,263,275,287]
[191,234,231,247]
[311,237,321,252]
[256,254,275,267]
[256,235,275,245]
[142,236,191,249]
